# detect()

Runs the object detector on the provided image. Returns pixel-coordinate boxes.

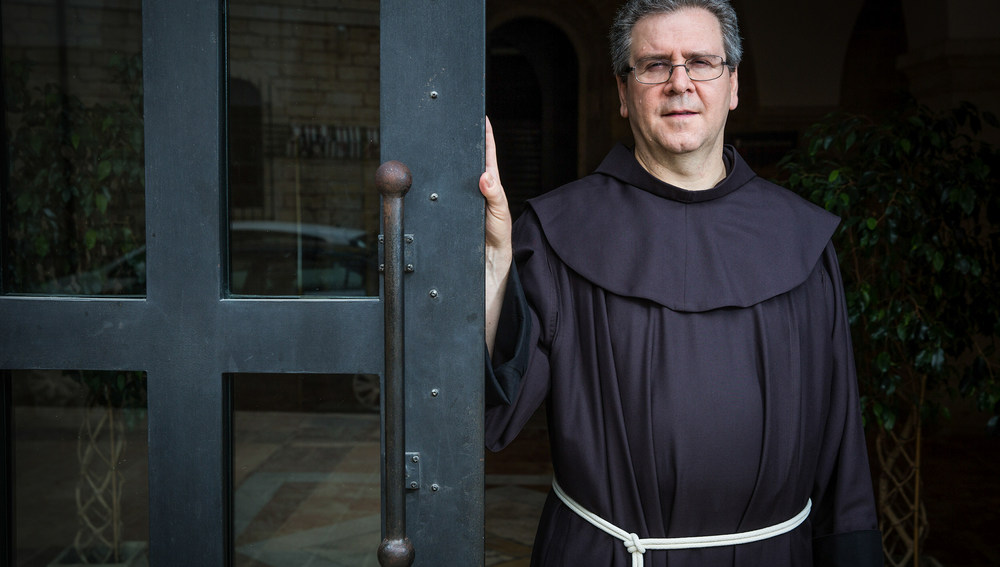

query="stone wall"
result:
[227,0,380,234]
[2,0,383,236]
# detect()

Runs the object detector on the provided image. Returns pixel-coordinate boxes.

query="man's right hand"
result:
[480,117,513,355]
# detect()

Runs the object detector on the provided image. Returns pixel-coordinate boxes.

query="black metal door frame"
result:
[0,0,485,564]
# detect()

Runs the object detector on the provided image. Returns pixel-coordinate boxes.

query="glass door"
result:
[1,1,485,565]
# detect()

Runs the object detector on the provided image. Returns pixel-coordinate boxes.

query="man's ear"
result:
[617,75,629,119]
[729,67,739,111]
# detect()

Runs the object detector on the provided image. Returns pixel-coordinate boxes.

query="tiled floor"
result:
[13,399,996,567]
[12,401,552,567]
[230,408,553,567]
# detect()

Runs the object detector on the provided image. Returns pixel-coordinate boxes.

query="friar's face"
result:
[616,7,739,167]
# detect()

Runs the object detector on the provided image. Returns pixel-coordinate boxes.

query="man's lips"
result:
[663,109,697,116]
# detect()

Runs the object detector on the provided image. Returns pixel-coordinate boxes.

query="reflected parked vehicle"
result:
[29,246,146,296]
[30,220,376,297]
[230,220,374,297]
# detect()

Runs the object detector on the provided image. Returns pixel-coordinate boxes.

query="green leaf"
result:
[955,256,970,274]
[883,410,896,431]
[95,193,109,214]
[875,351,892,373]
[932,251,944,272]
[896,324,908,341]
[84,229,98,250]
[33,235,50,257]
[97,159,112,180]
[16,193,31,213]
[828,169,840,183]
[970,260,982,277]
[845,130,857,151]
[866,218,878,230]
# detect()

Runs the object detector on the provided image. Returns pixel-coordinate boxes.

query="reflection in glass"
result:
[230,220,371,296]
[1,1,145,296]
[10,369,149,566]
[227,1,380,297]
[231,373,381,566]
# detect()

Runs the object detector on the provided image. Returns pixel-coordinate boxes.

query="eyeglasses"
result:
[629,55,731,84]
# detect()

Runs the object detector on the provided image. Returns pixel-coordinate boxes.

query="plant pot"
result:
[48,541,147,567]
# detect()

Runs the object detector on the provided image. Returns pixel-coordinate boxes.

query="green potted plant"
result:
[4,55,147,565]
[777,98,1000,567]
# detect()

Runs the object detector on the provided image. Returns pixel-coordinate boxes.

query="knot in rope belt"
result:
[551,478,811,567]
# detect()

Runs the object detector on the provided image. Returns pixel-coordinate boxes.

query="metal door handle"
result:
[376,160,415,567]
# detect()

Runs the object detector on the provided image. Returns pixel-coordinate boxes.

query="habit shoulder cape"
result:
[486,144,882,567]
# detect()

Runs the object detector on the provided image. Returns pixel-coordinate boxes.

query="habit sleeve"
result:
[484,263,530,407]
[810,243,883,567]
[485,209,558,451]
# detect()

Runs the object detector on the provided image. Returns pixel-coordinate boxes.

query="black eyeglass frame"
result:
[624,55,735,84]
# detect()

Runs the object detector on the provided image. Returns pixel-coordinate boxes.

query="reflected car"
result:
[230,220,374,297]
[28,220,376,297]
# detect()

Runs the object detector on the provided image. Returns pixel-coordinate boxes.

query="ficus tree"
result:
[3,54,144,295]
[778,98,999,567]
[4,54,147,563]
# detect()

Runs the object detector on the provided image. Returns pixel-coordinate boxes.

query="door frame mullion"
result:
[142,0,228,562]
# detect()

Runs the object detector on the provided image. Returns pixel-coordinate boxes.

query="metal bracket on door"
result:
[378,234,416,274]
[405,452,421,491]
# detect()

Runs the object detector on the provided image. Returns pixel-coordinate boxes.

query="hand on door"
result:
[480,116,513,356]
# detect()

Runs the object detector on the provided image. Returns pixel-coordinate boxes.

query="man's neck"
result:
[635,146,728,191]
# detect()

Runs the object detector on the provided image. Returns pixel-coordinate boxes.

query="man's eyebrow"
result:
[634,51,718,63]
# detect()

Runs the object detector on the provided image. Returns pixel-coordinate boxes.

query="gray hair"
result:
[609,0,743,77]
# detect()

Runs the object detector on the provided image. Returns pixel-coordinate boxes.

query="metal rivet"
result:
[405,235,414,243]
[430,389,439,397]
[431,484,440,492]
[429,193,439,201]
[429,91,438,99]
[378,264,385,273]
[428,289,438,298]
[411,455,419,463]
[410,482,419,489]
[405,264,414,273]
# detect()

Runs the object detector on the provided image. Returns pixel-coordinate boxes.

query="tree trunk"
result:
[876,408,928,567]
[74,402,126,563]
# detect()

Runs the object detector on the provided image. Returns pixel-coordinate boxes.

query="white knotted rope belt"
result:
[552,478,812,567]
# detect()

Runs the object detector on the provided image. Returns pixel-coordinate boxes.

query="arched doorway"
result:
[487,18,579,218]
[839,0,908,113]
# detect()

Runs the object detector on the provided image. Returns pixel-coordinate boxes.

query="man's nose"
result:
[664,64,694,92]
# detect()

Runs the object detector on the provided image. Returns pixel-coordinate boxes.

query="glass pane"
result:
[1,1,145,296]
[227,2,380,298]
[232,373,380,565]
[10,369,149,566]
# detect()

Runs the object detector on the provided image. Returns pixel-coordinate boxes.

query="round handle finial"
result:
[377,537,415,566]
[376,160,412,198]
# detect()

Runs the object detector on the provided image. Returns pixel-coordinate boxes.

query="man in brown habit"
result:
[479,1,883,565]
